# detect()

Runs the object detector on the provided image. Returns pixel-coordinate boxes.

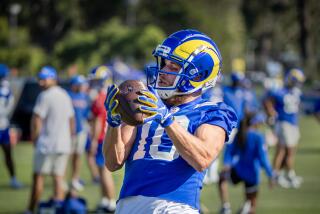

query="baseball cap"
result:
[70,75,86,85]
[38,66,57,80]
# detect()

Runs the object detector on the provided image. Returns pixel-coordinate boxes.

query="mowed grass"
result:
[0,116,319,213]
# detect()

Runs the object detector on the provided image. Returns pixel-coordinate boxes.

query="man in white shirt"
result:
[26,66,75,213]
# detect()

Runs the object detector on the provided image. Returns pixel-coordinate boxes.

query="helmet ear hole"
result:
[192,70,209,82]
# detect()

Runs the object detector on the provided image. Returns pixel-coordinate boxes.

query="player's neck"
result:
[164,91,201,106]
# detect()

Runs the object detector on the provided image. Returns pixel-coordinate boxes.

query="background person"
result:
[218,113,275,214]
[0,63,22,189]
[68,75,90,191]
[264,68,305,188]
[88,65,116,212]
[25,66,75,213]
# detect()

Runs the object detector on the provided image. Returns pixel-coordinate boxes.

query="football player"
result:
[104,29,237,213]
[68,75,90,191]
[87,65,116,212]
[218,113,275,214]
[264,68,305,188]
[0,63,22,189]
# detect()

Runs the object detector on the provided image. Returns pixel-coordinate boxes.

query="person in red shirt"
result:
[88,65,116,212]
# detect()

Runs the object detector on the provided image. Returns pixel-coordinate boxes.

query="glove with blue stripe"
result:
[137,86,174,127]
[104,84,121,127]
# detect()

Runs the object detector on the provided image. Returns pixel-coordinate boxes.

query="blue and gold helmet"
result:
[88,65,113,88]
[285,68,305,87]
[145,29,222,99]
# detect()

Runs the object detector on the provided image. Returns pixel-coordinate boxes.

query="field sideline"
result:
[0,116,319,213]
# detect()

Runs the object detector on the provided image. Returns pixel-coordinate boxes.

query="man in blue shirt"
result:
[103,30,237,213]
[0,63,22,189]
[68,75,90,191]
[264,68,305,188]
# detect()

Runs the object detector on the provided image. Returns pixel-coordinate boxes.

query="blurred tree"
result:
[53,18,165,73]
[0,0,318,79]
[241,0,320,80]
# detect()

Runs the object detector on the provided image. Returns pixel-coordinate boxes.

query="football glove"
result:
[137,86,174,127]
[104,84,121,127]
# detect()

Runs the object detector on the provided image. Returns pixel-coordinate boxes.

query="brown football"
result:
[116,80,150,126]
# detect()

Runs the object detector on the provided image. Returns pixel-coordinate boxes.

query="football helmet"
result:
[285,68,305,87]
[88,65,113,88]
[0,64,10,79]
[145,29,222,99]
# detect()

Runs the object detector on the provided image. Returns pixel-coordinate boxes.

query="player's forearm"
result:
[103,127,126,171]
[166,122,224,172]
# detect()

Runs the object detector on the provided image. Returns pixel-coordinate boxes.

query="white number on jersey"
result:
[133,115,190,161]
[283,94,300,114]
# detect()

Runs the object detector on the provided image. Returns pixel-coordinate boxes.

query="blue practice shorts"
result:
[95,142,104,168]
[0,128,10,145]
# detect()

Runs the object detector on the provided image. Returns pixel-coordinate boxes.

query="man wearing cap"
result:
[26,66,75,213]
[68,75,90,191]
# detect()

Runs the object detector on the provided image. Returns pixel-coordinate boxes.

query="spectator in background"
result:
[0,63,22,189]
[218,113,275,214]
[68,75,90,191]
[25,66,75,214]
[88,65,116,212]
[264,68,305,188]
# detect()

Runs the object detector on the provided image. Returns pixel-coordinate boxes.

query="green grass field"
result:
[0,116,319,213]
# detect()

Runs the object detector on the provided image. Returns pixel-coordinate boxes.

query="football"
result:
[116,80,150,126]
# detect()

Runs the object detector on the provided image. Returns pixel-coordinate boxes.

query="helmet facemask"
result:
[146,45,220,99]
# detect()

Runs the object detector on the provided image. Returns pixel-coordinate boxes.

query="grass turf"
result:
[0,116,319,213]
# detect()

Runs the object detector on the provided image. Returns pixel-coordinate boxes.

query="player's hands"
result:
[104,84,121,127]
[137,86,174,127]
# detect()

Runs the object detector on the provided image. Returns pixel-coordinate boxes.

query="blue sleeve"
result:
[203,102,238,142]
[257,133,273,178]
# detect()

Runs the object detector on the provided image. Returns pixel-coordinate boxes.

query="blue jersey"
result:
[119,98,237,209]
[0,80,14,130]
[267,87,302,125]
[223,86,246,123]
[224,128,273,185]
[68,91,90,133]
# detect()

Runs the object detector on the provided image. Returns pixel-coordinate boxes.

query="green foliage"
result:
[52,18,165,73]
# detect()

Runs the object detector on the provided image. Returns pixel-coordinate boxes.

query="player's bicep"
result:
[195,124,226,158]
